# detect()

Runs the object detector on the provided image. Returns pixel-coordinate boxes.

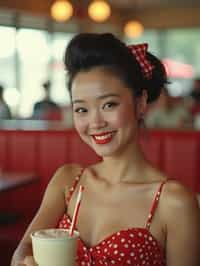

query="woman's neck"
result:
[97,141,148,185]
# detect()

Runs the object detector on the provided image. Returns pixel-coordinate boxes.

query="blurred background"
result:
[1,2,200,265]
[0,0,199,129]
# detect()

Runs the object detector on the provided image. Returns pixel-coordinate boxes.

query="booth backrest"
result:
[163,131,199,191]
[0,129,199,193]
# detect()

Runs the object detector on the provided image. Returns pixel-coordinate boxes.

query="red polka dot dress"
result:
[58,169,166,266]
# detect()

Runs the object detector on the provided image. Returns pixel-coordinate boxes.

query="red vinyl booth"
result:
[0,128,199,266]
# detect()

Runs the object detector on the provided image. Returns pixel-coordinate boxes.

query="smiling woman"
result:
[11,33,200,266]
[71,68,140,157]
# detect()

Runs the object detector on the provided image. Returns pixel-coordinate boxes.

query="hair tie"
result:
[127,43,154,79]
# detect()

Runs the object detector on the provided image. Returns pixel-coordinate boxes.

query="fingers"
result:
[11,261,25,266]
[21,256,37,266]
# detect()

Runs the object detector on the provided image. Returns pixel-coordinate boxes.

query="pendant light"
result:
[51,0,73,22]
[88,0,111,22]
[124,20,144,38]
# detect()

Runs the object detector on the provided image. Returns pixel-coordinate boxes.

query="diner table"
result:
[0,172,39,266]
[0,171,39,225]
[0,171,39,193]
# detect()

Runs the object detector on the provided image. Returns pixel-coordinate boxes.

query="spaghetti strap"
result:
[145,179,168,230]
[65,167,84,205]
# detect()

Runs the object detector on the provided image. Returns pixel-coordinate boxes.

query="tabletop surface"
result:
[0,172,39,192]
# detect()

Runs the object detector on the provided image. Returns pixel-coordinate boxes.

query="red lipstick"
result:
[92,131,115,145]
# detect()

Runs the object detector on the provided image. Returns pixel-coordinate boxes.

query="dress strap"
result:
[145,180,168,230]
[65,168,84,205]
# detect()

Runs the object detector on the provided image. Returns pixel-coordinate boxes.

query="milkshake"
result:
[31,229,79,266]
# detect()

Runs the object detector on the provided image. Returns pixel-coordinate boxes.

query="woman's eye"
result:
[103,102,119,109]
[74,107,87,113]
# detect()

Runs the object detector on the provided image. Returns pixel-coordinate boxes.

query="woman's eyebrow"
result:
[72,93,120,104]
[98,93,120,100]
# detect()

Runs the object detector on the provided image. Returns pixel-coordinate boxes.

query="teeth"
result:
[94,133,113,140]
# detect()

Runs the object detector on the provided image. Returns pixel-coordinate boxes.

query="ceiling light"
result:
[88,0,111,22]
[51,0,73,22]
[124,20,144,38]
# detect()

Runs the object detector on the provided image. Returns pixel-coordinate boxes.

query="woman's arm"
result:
[162,181,200,266]
[11,164,79,266]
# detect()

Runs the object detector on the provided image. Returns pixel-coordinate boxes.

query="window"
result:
[51,32,74,105]
[125,28,200,96]
[16,28,50,117]
[0,26,18,113]
[1,11,200,117]
[164,29,200,96]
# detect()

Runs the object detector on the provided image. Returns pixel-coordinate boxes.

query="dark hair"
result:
[64,33,168,103]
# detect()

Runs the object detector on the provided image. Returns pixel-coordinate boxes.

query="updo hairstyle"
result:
[64,33,168,103]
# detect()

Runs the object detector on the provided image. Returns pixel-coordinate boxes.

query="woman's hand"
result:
[20,256,37,266]
[11,165,76,266]
[12,256,37,266]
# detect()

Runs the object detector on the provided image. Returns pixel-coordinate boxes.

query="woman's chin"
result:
[93,145,122,158]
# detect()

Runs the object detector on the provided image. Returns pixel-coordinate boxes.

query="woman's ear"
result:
[136,90,148,119]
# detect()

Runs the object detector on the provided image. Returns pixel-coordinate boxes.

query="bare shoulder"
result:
[162,179,198,208]
[48,164,83,190]
[160,179,199,224]
[159,181,200,265]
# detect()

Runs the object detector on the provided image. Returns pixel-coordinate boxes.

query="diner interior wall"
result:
[125,7,200,29]
[0,0,200,30]
[1,1,200,118]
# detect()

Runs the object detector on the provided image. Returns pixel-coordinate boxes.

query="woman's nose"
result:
[89,110,107,129]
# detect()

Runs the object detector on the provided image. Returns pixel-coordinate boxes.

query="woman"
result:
[12,33,200,266]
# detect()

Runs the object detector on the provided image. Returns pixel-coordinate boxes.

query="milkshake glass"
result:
[31,228,79,266]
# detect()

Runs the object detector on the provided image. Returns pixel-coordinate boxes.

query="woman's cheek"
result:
[109,108,136,128]
[74,117,87,135]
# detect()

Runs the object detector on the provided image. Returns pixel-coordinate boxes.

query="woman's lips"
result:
[91,132,115,145]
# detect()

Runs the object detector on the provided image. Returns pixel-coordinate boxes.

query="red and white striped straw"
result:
[69,185,84,237]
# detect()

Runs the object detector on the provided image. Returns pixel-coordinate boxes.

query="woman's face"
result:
[71,68,141,157]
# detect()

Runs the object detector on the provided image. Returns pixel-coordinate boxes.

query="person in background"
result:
[145,87,191,128]
[12,33,200,266]
[190,78,200,116]
[32,80,62,120]
[0,84,12,119]
[190,78,200,102]
[189,78,200,129]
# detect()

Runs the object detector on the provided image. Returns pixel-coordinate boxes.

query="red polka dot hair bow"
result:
[127,43,154,79]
